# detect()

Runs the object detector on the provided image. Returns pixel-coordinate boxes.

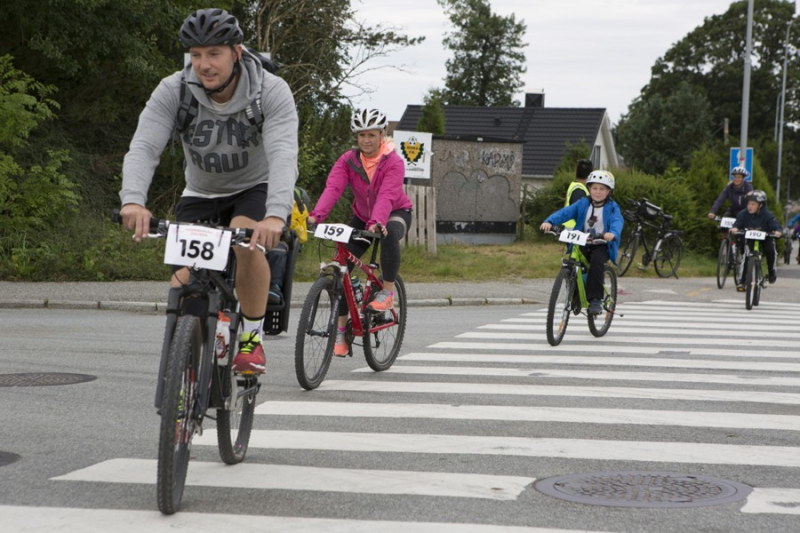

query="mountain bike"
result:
[113,210,296,514]
[295,223,407,390]
[544,227,619,346]
[617,198,683,278]
[736,229,780,310]
[713,215,743,289]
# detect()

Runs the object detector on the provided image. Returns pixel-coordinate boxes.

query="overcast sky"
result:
[346,0,753,125]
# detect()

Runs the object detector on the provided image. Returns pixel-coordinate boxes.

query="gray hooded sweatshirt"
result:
[120,53,299,222]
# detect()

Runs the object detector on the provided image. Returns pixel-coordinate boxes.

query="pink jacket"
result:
[310,148,413,227]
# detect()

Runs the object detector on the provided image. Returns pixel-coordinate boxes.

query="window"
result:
[590,145,601,168]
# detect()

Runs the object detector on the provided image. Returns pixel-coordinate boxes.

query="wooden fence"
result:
[403,184,437,254]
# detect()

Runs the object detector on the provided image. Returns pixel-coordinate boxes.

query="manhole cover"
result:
[536,471,752,508]
[0,452,21,467]
[0,373,96,387]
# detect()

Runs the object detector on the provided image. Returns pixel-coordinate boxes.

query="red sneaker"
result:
[334,328,349,357]
[366,289,394,312]
[232,330,266,374]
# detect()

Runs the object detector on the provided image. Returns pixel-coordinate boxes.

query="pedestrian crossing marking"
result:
[255,401,800,431]
[740,488,800,515]
[52,458,532,501]
[457,332,797,347]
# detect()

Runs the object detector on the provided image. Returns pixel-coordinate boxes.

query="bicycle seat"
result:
[662,214,673,221]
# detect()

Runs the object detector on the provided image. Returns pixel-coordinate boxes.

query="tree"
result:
[437,0,527,107]
[615,81,714,174]
[417,90,446,134]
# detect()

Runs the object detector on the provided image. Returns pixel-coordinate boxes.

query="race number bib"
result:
[164,224,232,271]
[314,223,353,243]
[719,217,736,229]
[745,230,766,241]
[559,229,589,246]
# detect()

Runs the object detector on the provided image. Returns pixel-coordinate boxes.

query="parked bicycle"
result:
[544,227,619,346]
[112,210,297,514]
[295,222,407,390]
[734,229,781,310]
[617,198,683,278]
[712,215,744,289]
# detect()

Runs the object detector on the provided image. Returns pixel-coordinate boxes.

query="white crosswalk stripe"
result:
[46,299,800,527]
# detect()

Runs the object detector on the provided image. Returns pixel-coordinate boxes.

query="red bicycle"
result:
[294,223,407,390]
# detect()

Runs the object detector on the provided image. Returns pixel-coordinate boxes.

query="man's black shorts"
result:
[175,183,268,226]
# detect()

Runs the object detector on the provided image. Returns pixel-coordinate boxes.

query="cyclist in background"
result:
[563,159,592,229]
[729,190,782,284]
[307,108,413,357]
[708,166,753,222]
[119,8,299,374]
[540,171,623,315]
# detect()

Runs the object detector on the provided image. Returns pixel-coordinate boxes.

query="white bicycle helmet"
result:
[586,170,615,190]
[731,166,749,177]
[351,108,388,133]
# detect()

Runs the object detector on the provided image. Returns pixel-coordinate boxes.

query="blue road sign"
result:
[729,147,753,182]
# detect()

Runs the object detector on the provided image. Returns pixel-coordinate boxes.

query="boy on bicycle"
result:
[540,171,623,315]
[729,190,782,284]
[307,108,413,356]
[119,9,299,374]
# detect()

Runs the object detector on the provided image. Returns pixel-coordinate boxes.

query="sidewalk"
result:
[2,262,799,312]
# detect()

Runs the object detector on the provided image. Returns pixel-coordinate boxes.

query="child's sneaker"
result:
[232,330,266,374]
[366,289,394,312]
[769,270,777,284]
[588,299,603,315]
[268,284,283,305]
[334,327,349,357]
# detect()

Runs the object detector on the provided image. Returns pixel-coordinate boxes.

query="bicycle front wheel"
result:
[546,268,574,346]
[216,368,257,465]
[363,274,407,371]
[295,276,337,390]
[588,265,618,337]
[616,236,638,277]
[157,315,202,515]
[744,258,755,310]
[753,259,763,307]
[716,239,729,289]
[654,234,682,278]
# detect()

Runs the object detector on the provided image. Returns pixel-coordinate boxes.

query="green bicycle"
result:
[545,227,619,346]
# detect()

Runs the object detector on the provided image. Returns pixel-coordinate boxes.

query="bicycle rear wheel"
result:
[157,315,202,515]
[295,276,337,390]
[546,268,574,346]
[716,240,729,289]
[784,239,793,265]
[588,266,618,337]
[363,274,407,371]
[744,258,755,310]
[616,236,638,277]
[216,366,258,465]
[654,234,682,278]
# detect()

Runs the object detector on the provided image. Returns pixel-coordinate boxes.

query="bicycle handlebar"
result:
[545,226,608,245]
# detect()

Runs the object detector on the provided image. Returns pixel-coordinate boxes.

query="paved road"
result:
[0,294,798,532]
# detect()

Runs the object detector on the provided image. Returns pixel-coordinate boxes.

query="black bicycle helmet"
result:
[179,8,243,48]
[745,189,767,205]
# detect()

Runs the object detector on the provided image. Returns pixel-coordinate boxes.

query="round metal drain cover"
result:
[0,373,96,387]
[536,471,752,508]
[0,452,21,467]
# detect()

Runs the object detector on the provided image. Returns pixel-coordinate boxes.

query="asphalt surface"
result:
[1,261,799,311]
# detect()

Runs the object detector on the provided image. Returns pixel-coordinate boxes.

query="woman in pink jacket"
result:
[308,108,413,356]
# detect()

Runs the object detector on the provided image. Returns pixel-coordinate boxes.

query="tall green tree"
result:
[437,0,527,107]
[417,89,446,135]
[616,81,714,174]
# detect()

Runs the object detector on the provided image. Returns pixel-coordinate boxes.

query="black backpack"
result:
[175,46,279,136]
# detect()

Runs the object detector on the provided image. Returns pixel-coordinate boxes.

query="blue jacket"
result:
[789,213,800,227]
[733,207,781,233]
[545,197,624,263]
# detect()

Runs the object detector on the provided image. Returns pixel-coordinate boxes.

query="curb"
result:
[0,297,542,313]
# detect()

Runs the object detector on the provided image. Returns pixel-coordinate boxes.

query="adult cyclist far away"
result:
[307,108,413,357]
[708,166,754,222]
[119,8,299,374]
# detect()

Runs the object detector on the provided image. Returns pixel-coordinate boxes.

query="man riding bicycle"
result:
[307,108,413,357]
[119,8,299,374]
[729,190,782,285]
[708,166,753,223]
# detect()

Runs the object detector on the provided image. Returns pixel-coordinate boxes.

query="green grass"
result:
[294,235,718,283]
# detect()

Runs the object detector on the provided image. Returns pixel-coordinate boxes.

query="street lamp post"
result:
[777,20,792,203]
[740,0,754,165]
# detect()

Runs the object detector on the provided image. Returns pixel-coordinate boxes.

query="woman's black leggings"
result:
[339,209,412,315]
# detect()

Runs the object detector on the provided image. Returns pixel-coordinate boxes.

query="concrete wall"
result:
[433,139,523,244]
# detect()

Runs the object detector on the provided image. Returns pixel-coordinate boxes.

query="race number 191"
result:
[164,224,232,271]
